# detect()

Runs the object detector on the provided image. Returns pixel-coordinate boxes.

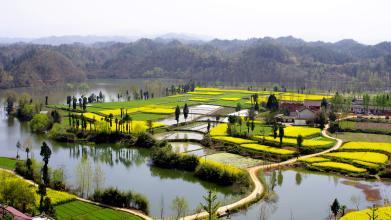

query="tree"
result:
[207,119,211,133]
[278,125,284,147]
[296,135,303,154]
[183,103,189,123]
[38,142,52,213]
[45,96,48,105]
[175,105,181,126]
[339,205,346,217]
[236,103,242,112]
[93,163,105,192]
[16,141,21,159]
[254,102,260,112]
[328,111,337,122]
[330,198,340,220]
[350,195,360,210]
[321,97,328,109]
[366,204,379,220]
[266,94,279,112]
[200,190,220,220]
[314,111,327,129]
[295,172,302,185]
[273,123,278,139]
[251,121,255,133]
[237,116,243,133]
[171,196,188,219]
[147,120,153,134]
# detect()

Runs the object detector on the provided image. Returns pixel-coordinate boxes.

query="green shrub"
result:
[30,114,52,133]
[151,146,199,171]
[194,160,250,186]
[92,188,149,214]
[135,132,156,148]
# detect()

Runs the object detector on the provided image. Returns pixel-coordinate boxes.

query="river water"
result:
[1,79,390,219]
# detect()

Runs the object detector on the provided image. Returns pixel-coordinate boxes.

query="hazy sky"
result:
[1,0,390,44]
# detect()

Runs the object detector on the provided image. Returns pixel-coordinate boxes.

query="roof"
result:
[5,206,33,220]
[297,107,316,113]
[304,100,322,107]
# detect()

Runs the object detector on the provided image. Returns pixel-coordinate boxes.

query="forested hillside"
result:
[1,36,391,91]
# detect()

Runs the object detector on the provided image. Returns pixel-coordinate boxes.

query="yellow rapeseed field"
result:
[188,91,222,95]
[340,142,391,154]
[340,206,391,220]
[212,136,257,144]
[324,152,388,164]
[311,161,367,173]
[259,136,334,148]
[240,144,295,155]
[210,123,228,136]
[220,97,241,101]
[298,156,330,163]
[189,97,211,102]
[283,126,321,138]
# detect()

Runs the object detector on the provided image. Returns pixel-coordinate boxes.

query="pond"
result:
[230,169,391,220]
[0,80,242,218]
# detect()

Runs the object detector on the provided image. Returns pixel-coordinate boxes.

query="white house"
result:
[294,107,316,125]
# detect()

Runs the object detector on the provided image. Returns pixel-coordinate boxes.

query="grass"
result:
[324,152,389,164]
[55,200,142,220]
[0,157,17,170]
[311,161,367,173]
[205,153,262,169]
[339,120,391,133]
[340,206,391,220]
[298,156,330,163]
[339,141,391,154]
[189,97,212,102]
[283,126,321,138]
[212,136,257,144]
[329,132,391,143]
[240,143,295,155]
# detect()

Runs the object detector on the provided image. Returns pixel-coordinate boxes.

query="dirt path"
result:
[0,167,152,220]
[182,123,343,220]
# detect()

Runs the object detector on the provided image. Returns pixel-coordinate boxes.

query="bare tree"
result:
[93,162,105,192]
[171,196,188,220]
[350,195,361,210]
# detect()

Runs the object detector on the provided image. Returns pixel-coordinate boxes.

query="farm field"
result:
[340,206,391,220]
[0,170,77,206]
[311,161,367,173]
[329,132,391,142]
[283,126,321,138]
[241,143,295,155]
[339,141,391,154]
[55,200,142,220]
[0,157,17,169]
[205,152,263,169]
[338,120,391,134]
[324,152,389,164]
[258,136,335,149]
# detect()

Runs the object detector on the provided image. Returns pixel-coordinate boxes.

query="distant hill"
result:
[1,36,391,91]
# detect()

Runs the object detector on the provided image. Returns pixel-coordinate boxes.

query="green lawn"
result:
[55,200,142,220]
[0,157,17,170]
[329,132,391,142]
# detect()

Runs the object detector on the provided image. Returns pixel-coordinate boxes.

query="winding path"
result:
[182,123,344,220]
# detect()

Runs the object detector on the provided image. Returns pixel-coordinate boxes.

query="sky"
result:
[1,0,390,44]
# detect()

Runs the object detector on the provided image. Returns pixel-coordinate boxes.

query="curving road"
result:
[182,123,344,220]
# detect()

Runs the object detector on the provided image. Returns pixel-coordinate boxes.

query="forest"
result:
[1,36,391,91]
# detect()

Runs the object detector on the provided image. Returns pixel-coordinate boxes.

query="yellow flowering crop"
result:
[188,91,222,95]
[210,123,228,136]
[212,136,257,144]
[340,142,391,154]
[240,144,295,155]
[258,136,334,148]
[283,126,321,138]
[220,97,241,101]
[340,206,391,220]
[189,97,211,102]
[311,161,367,173]
[298,156,330,163]
[324,152,388,164]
